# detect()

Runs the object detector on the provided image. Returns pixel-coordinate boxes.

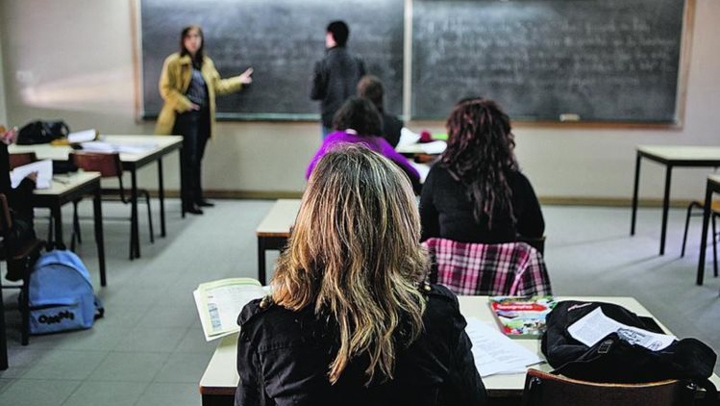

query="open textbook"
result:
[193,278,267,342]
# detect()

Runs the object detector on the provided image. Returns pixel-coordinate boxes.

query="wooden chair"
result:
[8,152,37,170]
[70,151,154,259]
[521,368,697,406]
[422,238,552,296]
[0,194,45,353]
[681,200,719,278]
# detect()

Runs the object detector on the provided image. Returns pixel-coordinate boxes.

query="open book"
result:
[193,278,267,342]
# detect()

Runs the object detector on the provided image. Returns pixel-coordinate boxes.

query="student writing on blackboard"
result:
[306,98,421,194]
[310,21,366,139]
[155,25,253,215]
[419,98,544,244]
[358,75,403,148]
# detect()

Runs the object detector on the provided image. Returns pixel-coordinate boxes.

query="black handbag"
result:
[16,120,70,145]
[542,301,718,404]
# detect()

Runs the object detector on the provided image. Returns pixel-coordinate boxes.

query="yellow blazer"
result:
[154,53,244,137]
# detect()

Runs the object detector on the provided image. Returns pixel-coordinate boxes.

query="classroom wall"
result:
[1,0,719,203]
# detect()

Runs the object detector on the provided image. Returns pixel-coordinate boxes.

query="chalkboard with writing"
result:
[411,0,685,123]
[141,0,404,120]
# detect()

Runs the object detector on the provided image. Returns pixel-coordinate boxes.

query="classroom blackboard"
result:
[411,0,686,123]
[140,0,404,121]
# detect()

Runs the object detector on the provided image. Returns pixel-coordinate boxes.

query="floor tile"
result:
[88,352,169,382]
[61,381,149,406]
[154,352,212,383]
[134,382,201,406]
[0,348,50,379]
[136,304,197,329]
[22,350,107,380]
[114,327,186,353]
[174,328,217,354]
[0,379,80,406]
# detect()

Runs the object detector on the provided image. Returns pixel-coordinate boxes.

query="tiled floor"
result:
[1,200,719,405]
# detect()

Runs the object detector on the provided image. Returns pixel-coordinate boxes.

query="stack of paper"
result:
[465,317,543,377]
[10,159,53,189]
[80,141,157,154]
[68,129,98,143]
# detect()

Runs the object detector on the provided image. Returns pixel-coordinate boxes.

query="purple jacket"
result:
[306,131,421,181]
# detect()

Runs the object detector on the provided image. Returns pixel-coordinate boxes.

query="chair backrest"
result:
[70,151,122,178]
[8,152,37,170]
[0,194,12,234]
[422,238,552,296]
[521,368,696,406]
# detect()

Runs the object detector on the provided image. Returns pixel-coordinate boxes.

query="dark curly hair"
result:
[440,98,519,228]
[332,97,382,137]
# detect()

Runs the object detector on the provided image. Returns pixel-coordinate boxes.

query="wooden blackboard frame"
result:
[131,0,695,127]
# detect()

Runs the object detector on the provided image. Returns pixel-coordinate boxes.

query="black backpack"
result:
[16,120,70,145]
[542,301,718,404]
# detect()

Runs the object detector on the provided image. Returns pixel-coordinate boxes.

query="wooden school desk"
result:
[11,135,183,259]
[198,295,720,406]
[32,172,107,286]
[255,199,301,284]
[630,145,720,255]
[696,174,720,285]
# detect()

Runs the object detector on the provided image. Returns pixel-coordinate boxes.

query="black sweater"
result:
[420,165,544,243]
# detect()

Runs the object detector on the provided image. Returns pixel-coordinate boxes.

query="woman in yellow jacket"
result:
[155,25,253,215]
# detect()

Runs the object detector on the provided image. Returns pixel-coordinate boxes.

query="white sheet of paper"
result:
[567,307,676,351]
[10,159,52,189]
[81,141,157,154]
[417,140,447,154]
[465,317,543,377]
[68,129,96,143]
[397,127,421,147]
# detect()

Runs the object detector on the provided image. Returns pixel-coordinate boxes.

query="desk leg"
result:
[630,153,641,236]
[257,238,267,285]
[52,205,64,249]
[659,166,672,255]
[0,274,8,370]
[93,187,107,287]
[158,157,166,237]
[131,169,140,259]
[697,180,713,285]
[180,148,186,219]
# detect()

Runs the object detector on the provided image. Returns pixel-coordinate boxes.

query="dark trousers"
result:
[173,108,210,209]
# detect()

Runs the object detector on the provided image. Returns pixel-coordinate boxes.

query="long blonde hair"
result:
[272,144,428,385]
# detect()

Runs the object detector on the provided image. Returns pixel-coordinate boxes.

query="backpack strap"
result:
[93,295,105,320]
[694,378,719,406]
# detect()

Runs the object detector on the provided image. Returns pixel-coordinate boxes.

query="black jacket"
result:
[310,46,366,128]
[420,165,545,243]
[235,285,487,406]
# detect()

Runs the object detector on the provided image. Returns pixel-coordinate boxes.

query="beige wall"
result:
[1,0,719,202]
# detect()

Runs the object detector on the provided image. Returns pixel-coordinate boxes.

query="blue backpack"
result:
[28,250,104,335]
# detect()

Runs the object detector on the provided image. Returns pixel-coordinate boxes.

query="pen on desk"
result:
[53,176,70,184]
